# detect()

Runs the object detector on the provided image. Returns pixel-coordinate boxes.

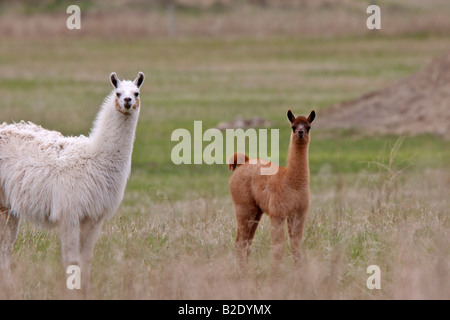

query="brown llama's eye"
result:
[292,126,295,132]
[116,92,121,98]
[306,126,311,131]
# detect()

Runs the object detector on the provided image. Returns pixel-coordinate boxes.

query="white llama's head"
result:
[110,72,145,115]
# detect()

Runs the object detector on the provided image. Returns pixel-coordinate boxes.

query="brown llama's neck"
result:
[285,134,310,190]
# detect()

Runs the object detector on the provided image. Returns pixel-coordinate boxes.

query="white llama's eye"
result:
[134,92,139,97]
[116,92,121,98]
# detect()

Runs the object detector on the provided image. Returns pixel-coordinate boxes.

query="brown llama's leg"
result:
[235,205,262,268]
[248,208,263,242]
[287,214,307,266]
[269,216,285,272]
[0,208,20,297]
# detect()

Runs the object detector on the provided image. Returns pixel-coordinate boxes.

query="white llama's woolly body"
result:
[0,90,139,228]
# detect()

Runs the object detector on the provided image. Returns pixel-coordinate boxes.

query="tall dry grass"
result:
[3,163,448,299]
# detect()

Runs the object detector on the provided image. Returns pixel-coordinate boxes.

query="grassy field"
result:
[1,33,449,299]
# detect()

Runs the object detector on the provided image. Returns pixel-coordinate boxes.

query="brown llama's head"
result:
[287,110,315,144]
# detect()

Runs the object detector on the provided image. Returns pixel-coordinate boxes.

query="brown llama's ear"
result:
[308,110,316,123]
[287,110,296,123]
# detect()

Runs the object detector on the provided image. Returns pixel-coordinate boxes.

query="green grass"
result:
[0,33,449,299]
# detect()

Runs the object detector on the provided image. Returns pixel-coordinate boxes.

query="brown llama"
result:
[228,109,315,269]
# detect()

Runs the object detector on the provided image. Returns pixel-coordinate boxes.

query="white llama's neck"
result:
[89,92,139,158]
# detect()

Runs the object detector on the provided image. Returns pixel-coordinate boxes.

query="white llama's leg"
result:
[59,220,81,285]
[79,217,103,295]
[0,208,20,296]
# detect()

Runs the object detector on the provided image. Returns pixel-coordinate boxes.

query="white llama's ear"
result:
[308,110,316,123]
[287,110,296,123]
[134,72,145,88]
[110,72,120,89]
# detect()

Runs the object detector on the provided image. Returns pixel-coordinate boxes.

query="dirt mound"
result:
[318,52,450,139]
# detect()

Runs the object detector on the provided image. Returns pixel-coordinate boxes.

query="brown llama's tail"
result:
[228,153,249,171]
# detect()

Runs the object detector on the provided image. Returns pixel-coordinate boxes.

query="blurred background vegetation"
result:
[1,0,450,38]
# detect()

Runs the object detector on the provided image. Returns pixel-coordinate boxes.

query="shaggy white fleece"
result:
[0,72,144,294]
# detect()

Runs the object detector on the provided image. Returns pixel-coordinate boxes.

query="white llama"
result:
[0,72,144,295]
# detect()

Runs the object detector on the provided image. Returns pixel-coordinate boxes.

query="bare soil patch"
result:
[318,52,450,139]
